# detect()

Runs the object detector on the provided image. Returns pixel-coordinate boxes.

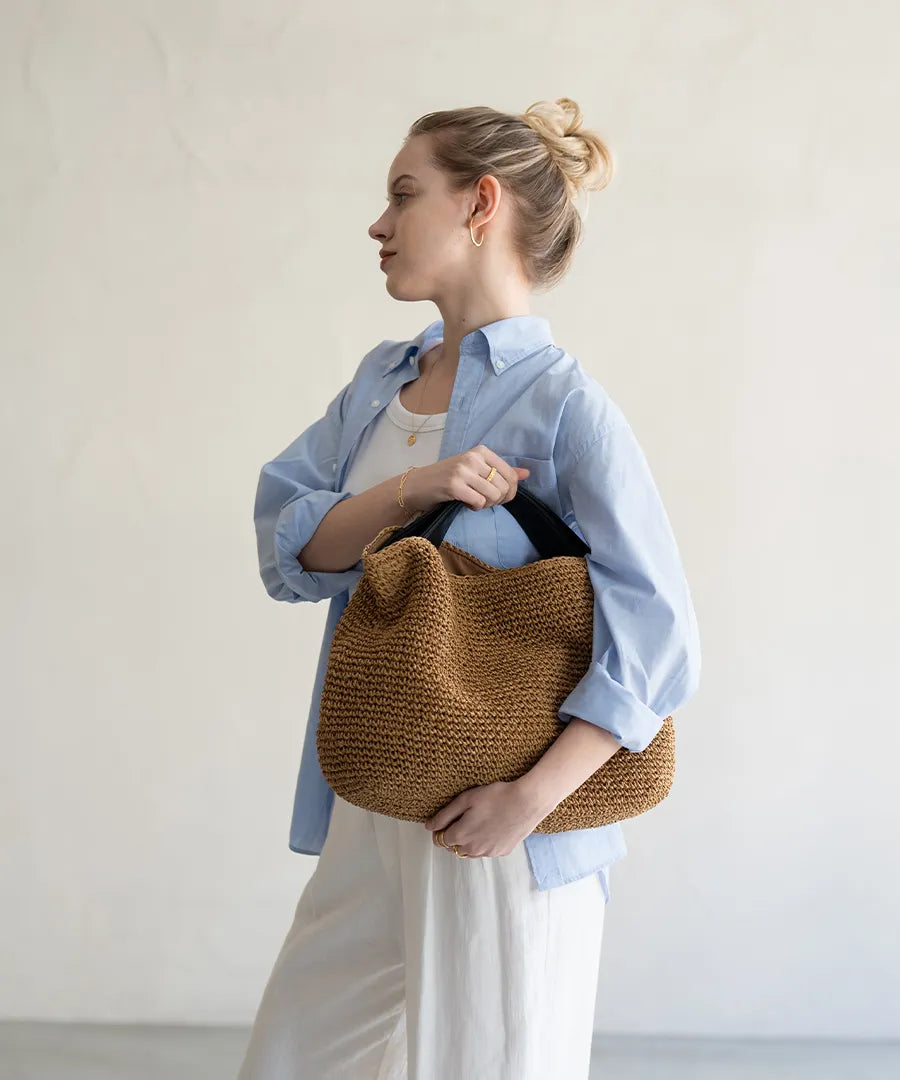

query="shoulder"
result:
[546,347,630,471]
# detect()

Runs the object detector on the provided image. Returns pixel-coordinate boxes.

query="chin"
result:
[385,276,430,303]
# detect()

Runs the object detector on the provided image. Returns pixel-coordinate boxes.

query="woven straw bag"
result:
[316,485,675,832]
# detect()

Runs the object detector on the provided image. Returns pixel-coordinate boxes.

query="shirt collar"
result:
[381,315,555,378]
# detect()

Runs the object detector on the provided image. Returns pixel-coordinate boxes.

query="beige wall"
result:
[2,0,897,1038]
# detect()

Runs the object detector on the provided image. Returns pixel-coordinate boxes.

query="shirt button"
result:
[332,463,337,471]
[497,359,505,368]
[409,355,415,364]
[371,399,380,407]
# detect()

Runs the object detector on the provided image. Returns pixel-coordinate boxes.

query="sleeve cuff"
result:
[556,660,668,754]
[272,488,363,603]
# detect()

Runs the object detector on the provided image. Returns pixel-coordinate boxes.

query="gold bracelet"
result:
[398,466,419,519]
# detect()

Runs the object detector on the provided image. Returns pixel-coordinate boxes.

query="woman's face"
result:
[368,135,487,303]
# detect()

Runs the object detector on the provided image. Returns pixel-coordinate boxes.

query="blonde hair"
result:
[406,97,614,292]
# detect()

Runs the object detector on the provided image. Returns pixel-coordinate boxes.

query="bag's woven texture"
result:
[317,520,676,832]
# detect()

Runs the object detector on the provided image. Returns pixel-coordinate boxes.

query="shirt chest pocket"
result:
[494,454,560,569]
[451,455,559,569]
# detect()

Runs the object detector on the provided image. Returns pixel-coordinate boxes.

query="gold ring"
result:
[486,466,497,483]
[436,830,469,858]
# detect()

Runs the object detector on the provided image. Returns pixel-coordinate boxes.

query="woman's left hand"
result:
[423,780,552,858]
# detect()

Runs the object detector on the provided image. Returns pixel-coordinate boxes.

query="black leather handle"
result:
[374,483,590,560]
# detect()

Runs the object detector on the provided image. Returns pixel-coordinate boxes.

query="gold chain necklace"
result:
[405,345,444,446]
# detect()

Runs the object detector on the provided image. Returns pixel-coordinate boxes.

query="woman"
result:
[241,98,701,1079]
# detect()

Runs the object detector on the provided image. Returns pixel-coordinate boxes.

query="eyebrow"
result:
[388,173,418,188]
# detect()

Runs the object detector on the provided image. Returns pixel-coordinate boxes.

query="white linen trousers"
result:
[236,793,607,1080]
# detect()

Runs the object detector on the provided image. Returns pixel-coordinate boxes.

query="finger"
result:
[482,449,520,492]
[480,449,528,505]
[465,464,510,507]
[425,802,466,831]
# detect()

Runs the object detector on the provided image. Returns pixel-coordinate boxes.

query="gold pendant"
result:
[407,434,416,446]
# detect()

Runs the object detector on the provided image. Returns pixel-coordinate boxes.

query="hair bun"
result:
[519,97,613,199]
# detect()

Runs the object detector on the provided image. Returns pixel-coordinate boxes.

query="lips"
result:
[380,252,396,267]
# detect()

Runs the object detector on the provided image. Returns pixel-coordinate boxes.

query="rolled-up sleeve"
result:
[254,381,364,603]
[556,424,702,752]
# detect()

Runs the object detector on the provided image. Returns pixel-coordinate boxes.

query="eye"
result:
[388,192,409,205]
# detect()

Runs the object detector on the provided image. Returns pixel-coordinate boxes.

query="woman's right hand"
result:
[401,445,530,514]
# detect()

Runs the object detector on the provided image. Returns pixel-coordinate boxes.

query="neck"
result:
[422,342,458,379]
[432,295,532,370]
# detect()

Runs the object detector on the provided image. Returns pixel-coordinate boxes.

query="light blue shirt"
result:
[253,315,702,903]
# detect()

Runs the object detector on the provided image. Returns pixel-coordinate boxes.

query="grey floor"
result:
[1,1021,898,1079]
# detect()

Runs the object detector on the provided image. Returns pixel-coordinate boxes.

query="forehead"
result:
[387,138,432,186]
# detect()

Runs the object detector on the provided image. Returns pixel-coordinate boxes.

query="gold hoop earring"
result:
[469,219,484,247]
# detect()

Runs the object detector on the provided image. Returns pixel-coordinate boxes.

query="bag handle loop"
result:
[376,484,590,560]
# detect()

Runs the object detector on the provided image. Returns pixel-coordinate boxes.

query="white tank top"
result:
[343,384,447,599]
